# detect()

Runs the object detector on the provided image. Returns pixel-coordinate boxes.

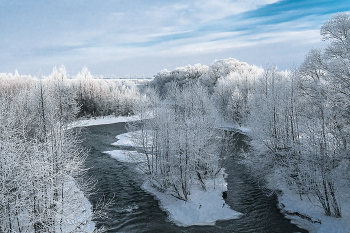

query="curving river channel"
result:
[78,122,308,233]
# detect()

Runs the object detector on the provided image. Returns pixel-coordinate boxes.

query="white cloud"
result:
[192,0,281,22]
[63,27,319,66]
[151,29,320,57]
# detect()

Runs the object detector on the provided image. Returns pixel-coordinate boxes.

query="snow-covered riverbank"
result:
[58,176,95,232]
[224,124,350,233]
[10,176,95,232]
[141,169,242,227]
[276,186,350,233]
[104,131,242,227]
[73,114,142,127]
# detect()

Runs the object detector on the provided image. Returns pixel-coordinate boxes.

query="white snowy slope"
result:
[104,150,150,173]
[104,149,137,163]
[13,176,95,232]
[73,112,153,127]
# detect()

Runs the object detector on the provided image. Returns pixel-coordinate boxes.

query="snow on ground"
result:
[104,150,136,163]
[278,189,350,233]
[267,170,350,233]
[105,132,242,227]
[105,150,242,226]
[142,169,242,227]
[72,114,141,128]
[11,176,95,232]
[112,132,135,147]
[111,130,154,147]
[58,176,95,232]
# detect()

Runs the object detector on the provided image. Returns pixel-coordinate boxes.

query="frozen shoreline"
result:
[142,175,242,227]
[104,130,242,227]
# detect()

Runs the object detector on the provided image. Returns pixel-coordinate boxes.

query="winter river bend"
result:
[79,122,308,233]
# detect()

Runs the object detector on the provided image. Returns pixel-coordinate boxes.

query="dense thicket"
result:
[149,64,208,97]
[209,59,262,125]
[0,67,140,232]
[149,58,262,126]
[128,83,227,201]
[0,81,92,232]
[72,67,139,117]
[0,66,139,119]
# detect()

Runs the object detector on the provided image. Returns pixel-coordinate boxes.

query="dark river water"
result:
[78,122,308,233]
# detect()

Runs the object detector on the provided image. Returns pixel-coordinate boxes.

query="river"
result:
[78,122,308,233]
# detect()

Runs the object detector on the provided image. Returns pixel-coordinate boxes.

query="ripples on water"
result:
[79,122,308,233]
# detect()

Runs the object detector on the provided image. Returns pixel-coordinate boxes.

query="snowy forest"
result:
[1,12,350,232]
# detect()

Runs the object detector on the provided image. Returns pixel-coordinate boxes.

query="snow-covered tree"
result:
[211,60,262,126]
[150,64,209,97]
[242,13,350,218]
[129,82,222,201]
[0,77,97,232]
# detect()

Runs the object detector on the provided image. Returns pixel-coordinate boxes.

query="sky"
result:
[0,0,349,77]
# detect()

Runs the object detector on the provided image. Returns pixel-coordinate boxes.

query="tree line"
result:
[1,66,139,119]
